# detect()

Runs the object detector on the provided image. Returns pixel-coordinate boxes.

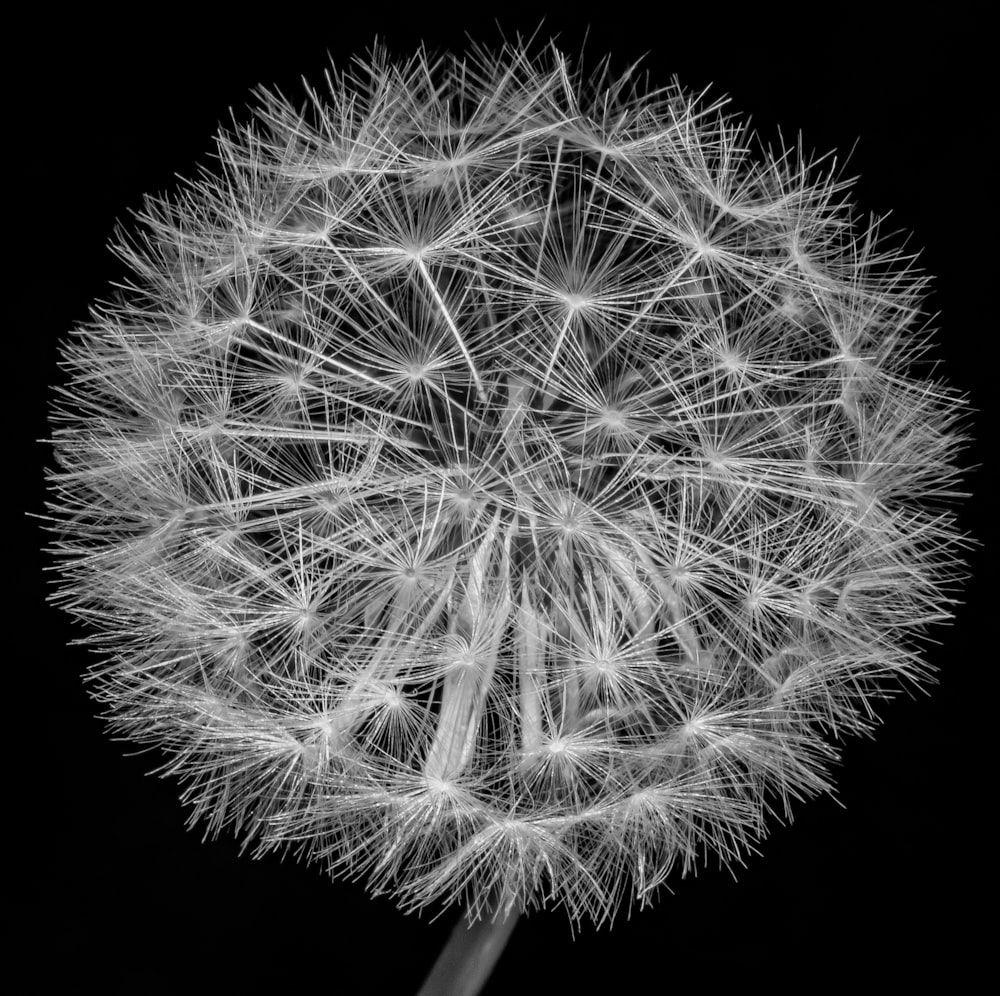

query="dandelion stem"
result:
[424,512,503,781]
[416,900,521,996]
[516,585,545,752]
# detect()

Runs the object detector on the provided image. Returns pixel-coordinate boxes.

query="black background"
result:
[17,7,989,993]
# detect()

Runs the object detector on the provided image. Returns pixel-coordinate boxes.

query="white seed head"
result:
[46,39,969,926]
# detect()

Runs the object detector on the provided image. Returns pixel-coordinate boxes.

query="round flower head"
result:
[47,39,967,926]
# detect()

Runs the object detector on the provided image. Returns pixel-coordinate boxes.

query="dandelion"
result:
[45,35,969,995]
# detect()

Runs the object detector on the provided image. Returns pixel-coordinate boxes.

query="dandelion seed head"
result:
[45,37,969,927]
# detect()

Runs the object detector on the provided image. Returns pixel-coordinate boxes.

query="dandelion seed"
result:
[45,35,969,996]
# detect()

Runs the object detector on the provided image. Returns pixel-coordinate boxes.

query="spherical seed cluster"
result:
[47,41,967,924]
